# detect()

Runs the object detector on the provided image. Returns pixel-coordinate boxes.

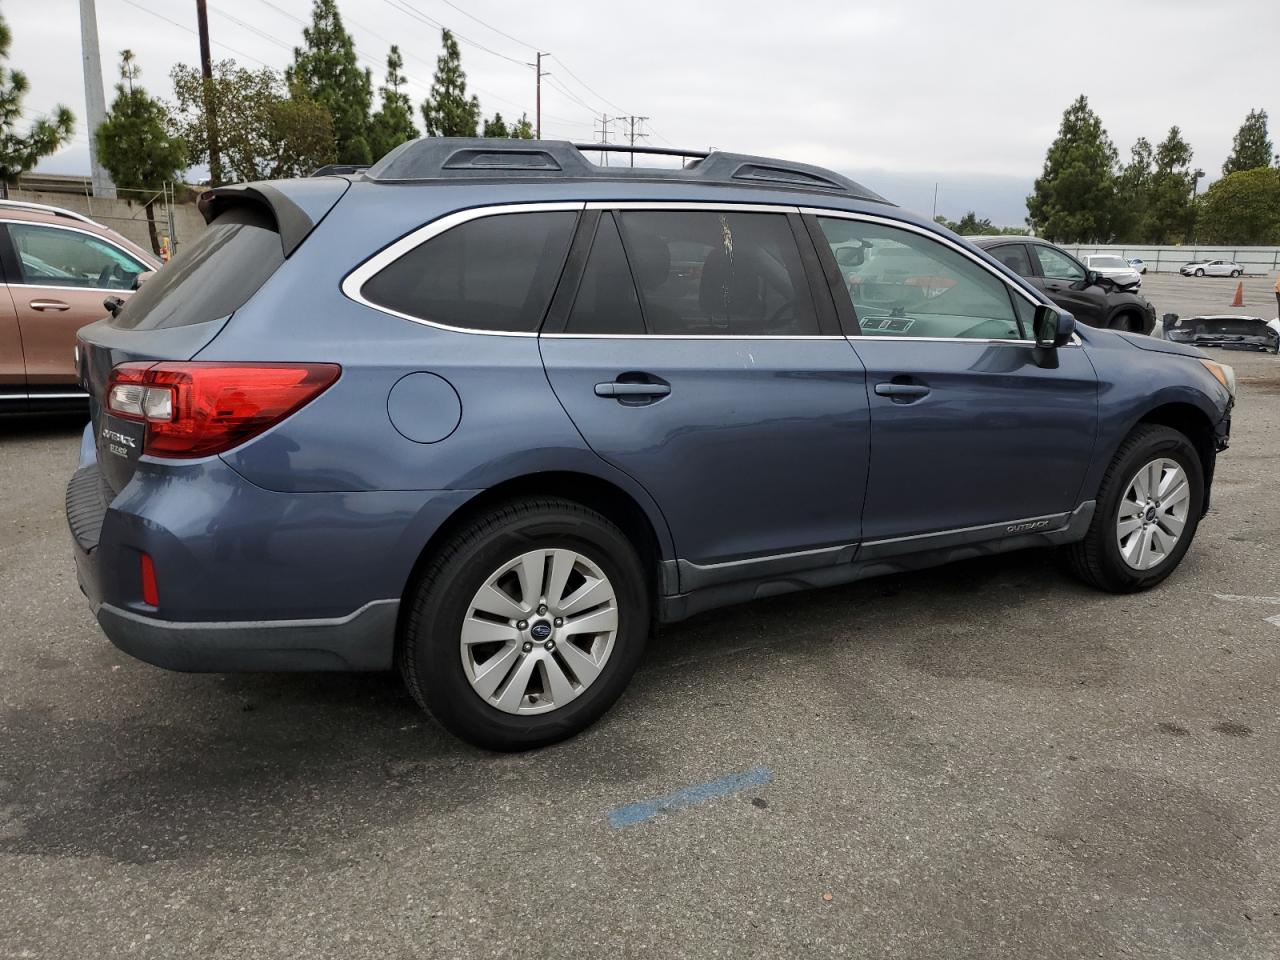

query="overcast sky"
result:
[9,0,1279,224]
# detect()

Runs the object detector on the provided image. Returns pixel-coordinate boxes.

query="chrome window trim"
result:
[27,391,89,400]
[0,392,28,400]
[12,282,138,296]
[340,201,586,338]
[584,201,799,214]
[541,334,847,341]
[0,218,150,289]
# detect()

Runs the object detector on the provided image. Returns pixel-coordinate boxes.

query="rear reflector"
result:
[140,553,159,606]
[107,362,340,458]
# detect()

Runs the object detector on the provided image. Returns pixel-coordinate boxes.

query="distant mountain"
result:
[845,167,1034,230]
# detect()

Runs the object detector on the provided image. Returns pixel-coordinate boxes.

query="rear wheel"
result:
[400,498,649,750]
[1066,424,1203,593]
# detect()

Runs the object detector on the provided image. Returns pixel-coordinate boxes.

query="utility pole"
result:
[78,0,116,198]
[195,0,223,186]
[931,182,938,220]
[621,115,649,167]
[593,114,612,165]
[532,52,548,139]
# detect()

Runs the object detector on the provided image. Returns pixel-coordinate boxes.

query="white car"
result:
[1127,257,1147,274]
[1180,259,1243,278]
[1083,254,1142,289]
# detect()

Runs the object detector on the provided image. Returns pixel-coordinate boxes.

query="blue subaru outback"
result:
[69,140,1234,750]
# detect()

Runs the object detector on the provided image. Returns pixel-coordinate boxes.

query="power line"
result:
[116,0,271,67]
[381,0,527,67]
[547,55,627,116]
[432,0,540,52]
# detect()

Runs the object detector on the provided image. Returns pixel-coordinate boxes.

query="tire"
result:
[1066,424,1203,593]
[1231,270,1241,278]
[1194,268,1205,277]
[1109,311,1138,333]
[400,497,650,750]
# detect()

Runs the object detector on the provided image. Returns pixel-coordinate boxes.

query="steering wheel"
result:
[98,264,119,288]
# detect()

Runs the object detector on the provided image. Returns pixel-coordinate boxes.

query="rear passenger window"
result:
[616,210,818,336]
[989,243,1033,278]
[361,211,576,332]
[565,213,644,335]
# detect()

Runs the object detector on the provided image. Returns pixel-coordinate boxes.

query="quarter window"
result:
[1033,245,1086,282]
[615,210,819,336]
[8,222,145,290]
[360,211,577,332]
[818,217,1027,340]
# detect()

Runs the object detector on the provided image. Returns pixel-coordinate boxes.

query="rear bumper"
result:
[95,599,399,672]
[67,426,476,672]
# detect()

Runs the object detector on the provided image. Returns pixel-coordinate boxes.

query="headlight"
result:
[1200,359,1236,398]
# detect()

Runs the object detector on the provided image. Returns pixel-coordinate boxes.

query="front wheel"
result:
[1231,270,1241,278]
[1194,268,1205,277]
[1066,424,1203,593]
[399,498,650,750]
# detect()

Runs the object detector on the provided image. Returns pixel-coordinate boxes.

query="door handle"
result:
[595,381,671,398]
[874,382,930,401]
[29,300,70,312]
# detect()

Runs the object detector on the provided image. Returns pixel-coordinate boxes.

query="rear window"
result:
[110,205,284,330]
[359,211,577,333]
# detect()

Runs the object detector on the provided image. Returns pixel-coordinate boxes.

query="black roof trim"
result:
[198,183,313,257]
[364,138,889,204]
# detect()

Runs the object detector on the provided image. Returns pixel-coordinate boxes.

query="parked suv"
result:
[971,236,1156,333]
[0,200,159,412]
[69,140,1233,749]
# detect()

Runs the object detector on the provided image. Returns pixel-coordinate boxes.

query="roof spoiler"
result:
[197,178,351,256]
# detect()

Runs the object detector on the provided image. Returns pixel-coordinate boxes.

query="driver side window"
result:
[7,222,145,290]
[1033,245,1085,282]
[818,217,1027,340]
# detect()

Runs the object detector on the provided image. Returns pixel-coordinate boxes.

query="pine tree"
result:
[287,0,372,164]
[421,29,480,137]
[1113,137,1153,242]
[94,51,186,255]
[483,113,509,138]
[0,12,74,195]
[510,113,534,139]
[1222,108,1272,175]
[368,45,418,161]
[1141,126,1194,244]
[1026,95,1118,242]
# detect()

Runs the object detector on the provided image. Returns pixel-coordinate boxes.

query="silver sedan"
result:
[1180,259,1243,278]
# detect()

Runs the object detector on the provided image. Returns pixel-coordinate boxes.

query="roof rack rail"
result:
[364,138,888,203]
[310,163,370,177]
[576,143,710,162]
[0,198,98,225]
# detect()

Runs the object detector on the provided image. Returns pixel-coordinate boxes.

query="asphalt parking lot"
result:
[2,301,1278,957]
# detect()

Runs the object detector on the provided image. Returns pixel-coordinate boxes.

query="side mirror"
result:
[133,270,156,290]
[835,246,864,267]
[1033,304,1075,349]
[1085,269,1102,286]
[103,295,125,317]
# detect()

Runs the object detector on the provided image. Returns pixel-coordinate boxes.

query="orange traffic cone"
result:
[1231,281,1244,307]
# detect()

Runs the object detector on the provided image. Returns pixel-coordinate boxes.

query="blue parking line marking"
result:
[607,766,774,829]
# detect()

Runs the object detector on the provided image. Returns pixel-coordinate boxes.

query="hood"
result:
[1115,331,1207,358]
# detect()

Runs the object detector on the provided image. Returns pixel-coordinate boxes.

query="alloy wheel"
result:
[460,549,619,715]
[1115,458,1191,571]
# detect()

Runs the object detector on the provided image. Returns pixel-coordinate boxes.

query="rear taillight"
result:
[106,362,340,458]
